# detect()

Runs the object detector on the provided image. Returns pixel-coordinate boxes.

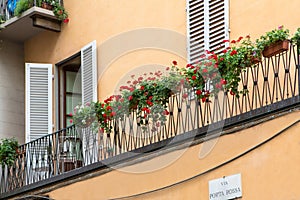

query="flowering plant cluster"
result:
[39,0,69,23]
[72,102,97,128]
[256,25,289,52]
[109,68,180,132]
[52,2,69,23]
[72,26,300,132]
[291,27,300,51]
[181,35,261,98]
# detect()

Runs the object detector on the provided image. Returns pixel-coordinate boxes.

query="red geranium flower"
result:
[163,109,169,115]
[172,60,177,65]
[230,50,237,56]
[202,68,208,73]
[220,79,227,85]
[192,75,196,80]
[196,90,202,96]
[110,112,116,117]
[63,18,69,23]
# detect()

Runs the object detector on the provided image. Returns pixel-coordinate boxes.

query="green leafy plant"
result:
[291,27,300,53]
[256,25,290,52]
[72,102,97,128]
[52,2,69,23]
[14,0,33,16]
[0,138,19,166]
[0,15,5,24]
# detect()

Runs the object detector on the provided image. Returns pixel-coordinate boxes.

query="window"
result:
[56,41,97,129]
[186,0,229,63]
[58,55,82,129]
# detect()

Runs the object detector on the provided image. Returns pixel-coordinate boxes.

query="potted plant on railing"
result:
[0,138,19,167]
[182,36,260,99]
[37,0,69,23]
[97,69,180,133]
[73,102,97,128]
[40,0,54,10]
[291,27,300,54]
[52,2,69,23]
[256,25,290,58]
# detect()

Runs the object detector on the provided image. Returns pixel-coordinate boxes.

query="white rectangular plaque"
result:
[209,173,242,200]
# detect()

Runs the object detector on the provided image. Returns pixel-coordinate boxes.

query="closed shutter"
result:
[25,63,52,142]
[187,0,229,63]
[81,40,97,104]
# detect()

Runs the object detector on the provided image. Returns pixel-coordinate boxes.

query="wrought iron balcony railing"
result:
[1,43,300,197]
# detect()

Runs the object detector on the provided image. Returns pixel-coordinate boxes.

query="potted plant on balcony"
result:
[40,0,54,10]
[73,102,97,128]
[14,0,33,16]
[184,36,261,99]
[256,25,290,58]
[97,69,178,133]
[291,27,300,54]
[0,138,19,167]
[52,2,69,23]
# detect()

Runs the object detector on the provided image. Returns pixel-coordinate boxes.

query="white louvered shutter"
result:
[81,41,98,165]
[187,0,229,63]
[81,40,97,104]
[25,63,52,142]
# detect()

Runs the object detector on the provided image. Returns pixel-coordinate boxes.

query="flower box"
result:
[262,40,289,58]
[41,2,53,10]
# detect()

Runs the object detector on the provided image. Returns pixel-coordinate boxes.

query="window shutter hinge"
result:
[52,75,55,80]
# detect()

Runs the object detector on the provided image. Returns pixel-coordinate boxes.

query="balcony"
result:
[0,43,300,198]
[0,0,63,43]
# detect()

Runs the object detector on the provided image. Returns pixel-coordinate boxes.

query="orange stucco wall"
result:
[22,0,300,199]
[45,110,300,200]
[229,0,300,40]
[24,0,187,100]
[24,0,300,101]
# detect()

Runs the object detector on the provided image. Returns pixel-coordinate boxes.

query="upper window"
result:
[186,0,229,63]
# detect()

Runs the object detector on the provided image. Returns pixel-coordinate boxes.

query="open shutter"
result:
[187,0,229,63]
[81,40,97,104]
[26,63,52,142]
[80,41,98,165]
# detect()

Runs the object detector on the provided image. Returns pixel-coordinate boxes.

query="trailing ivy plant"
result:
[0,138,19,167]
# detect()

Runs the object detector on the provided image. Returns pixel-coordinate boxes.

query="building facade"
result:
[0,0,300,199]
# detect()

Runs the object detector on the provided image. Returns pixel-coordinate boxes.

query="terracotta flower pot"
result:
[262,40,289,58]
[41,2,53,10]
